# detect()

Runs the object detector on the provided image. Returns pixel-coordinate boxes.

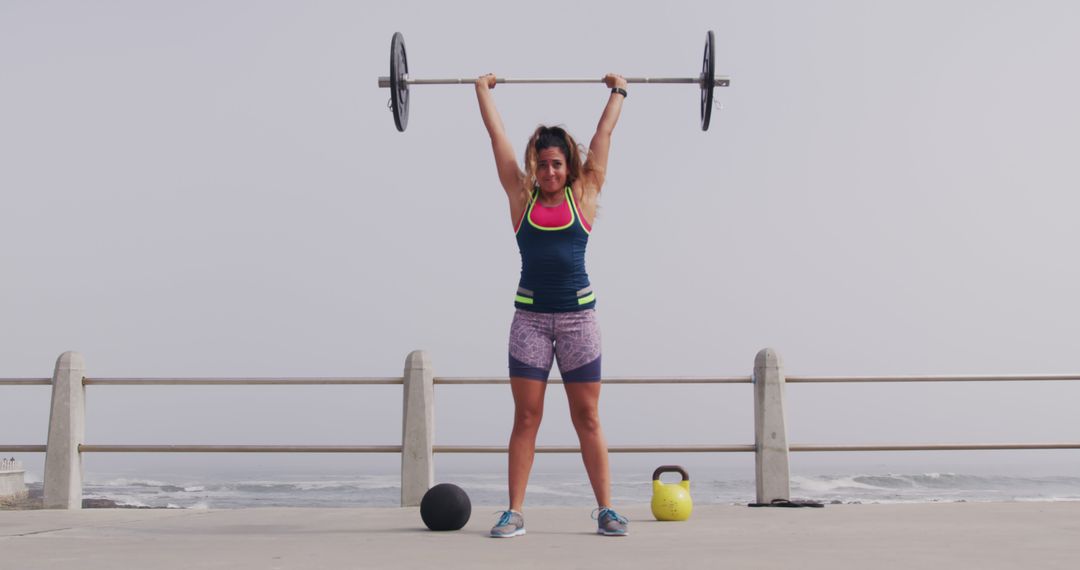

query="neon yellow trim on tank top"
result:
[566,187,592,235]
[526,187,576,231]
[513,195,531,236]
[577,293,596,305]
[515,295,535,305]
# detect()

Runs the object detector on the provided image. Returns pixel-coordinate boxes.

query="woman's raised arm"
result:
[582,73,628,194]
[476,74,528,221]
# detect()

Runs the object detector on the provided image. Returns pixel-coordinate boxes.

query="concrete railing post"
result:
[400,350,434,507]
[754,347,790,503]
[44,351,86,509]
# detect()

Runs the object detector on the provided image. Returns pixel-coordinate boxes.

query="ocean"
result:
[21,469,1080,510]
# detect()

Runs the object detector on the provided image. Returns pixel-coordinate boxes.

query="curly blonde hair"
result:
[521,125,593,195]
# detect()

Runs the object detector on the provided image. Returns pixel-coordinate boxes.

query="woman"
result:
[475,72,629,537]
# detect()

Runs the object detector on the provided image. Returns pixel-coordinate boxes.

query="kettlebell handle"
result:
[652,465,689,482]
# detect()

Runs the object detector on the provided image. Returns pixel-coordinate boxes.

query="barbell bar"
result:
[379,31,731,133]
[378,77,728,86]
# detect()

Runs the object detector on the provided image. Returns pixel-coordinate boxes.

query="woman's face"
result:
[536,146,568,195]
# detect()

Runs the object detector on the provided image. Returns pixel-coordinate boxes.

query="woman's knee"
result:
[514,405,544,432]
[570,406,601,434]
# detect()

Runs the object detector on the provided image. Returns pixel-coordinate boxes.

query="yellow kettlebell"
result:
[651,465,693,521]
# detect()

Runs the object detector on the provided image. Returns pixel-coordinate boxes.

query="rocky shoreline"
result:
[1,489,169,510]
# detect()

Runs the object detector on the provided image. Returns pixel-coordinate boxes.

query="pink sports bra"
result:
[514,188,593,233]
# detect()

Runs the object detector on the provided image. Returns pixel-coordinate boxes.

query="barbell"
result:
[378,31,731,132]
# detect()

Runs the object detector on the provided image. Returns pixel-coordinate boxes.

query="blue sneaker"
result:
[592,507,629,536]
[490,510,526,538]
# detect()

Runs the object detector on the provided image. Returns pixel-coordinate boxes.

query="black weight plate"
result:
[390,32,409,132]
[700,30,715,131]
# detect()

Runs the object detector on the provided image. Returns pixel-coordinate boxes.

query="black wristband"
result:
[611,87,627,98]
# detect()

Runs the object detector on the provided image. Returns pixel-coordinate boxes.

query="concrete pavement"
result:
[3,502,1079,569]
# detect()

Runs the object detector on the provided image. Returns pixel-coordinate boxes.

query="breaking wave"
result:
[62,471,1080,509]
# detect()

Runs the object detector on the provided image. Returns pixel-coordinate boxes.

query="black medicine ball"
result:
[420,483,472,531]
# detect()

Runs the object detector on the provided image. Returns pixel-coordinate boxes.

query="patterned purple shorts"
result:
[508,309,602,382]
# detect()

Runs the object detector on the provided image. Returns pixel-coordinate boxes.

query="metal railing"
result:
[786,374,1080,383]
[2,349,1078,508]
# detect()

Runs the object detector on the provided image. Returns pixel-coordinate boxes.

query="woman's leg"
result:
[564,381,610,508]
[508,377,547,512]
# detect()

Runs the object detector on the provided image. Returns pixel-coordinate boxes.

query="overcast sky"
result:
[2,1,1079,479]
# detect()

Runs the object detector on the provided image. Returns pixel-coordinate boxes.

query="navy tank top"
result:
[513,187,595,312]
